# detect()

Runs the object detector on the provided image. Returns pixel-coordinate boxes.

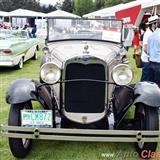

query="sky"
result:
[39,0,62,6]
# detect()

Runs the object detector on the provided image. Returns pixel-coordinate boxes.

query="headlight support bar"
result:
[36,79,134,91]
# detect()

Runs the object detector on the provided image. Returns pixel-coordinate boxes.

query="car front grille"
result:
[64,63,105,113]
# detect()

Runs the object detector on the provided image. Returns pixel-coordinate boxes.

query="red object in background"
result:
[2,22,10,29]
[132,31,140,46]
[115,5,141,25]
[141,14,150,24]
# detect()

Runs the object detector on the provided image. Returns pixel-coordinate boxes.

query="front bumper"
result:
[1,125,160,142]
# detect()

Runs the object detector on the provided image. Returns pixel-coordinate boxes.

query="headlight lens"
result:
[40,62,61,84]
[111,64,133,85]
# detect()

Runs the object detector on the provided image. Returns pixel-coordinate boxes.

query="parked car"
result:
[0,29,39,69]
[5,18,160,159]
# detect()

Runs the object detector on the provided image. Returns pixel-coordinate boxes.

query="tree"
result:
[47,4,56,13]
[74,0,96,16]
[96,0,105,10]
[104,0,134,7]
[41,5,48,13]
[0,0,54,12]
[54,1,63,10]
[0,0,15,11]
[61,0,73,13]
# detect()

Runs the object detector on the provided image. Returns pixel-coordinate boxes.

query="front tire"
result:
[134,103,159,159]
[8,101,32,158]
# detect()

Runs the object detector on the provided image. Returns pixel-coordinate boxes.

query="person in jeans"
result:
[148,17,160,87]
[140,15,158,81]
[31,25,37,38]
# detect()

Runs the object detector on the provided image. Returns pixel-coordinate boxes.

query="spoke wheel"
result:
[8,101,32,158]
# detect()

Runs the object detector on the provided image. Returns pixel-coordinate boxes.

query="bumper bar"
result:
[0,125,160,142]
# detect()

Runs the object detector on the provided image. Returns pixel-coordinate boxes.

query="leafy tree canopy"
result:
[74,0,96,16]
[104,0,134,7]
[61,0,73,13]
[0,0,56,13]
[73,0,134,16]
[0,0,135,15]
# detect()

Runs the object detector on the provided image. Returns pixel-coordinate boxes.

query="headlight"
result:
[111,64,133,85]
[40,62,61,84]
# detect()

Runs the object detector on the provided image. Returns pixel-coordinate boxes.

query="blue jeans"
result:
[141,61,151,81]
[149,62,160,86]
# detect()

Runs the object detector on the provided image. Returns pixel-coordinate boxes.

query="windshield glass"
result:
[0,30,12,39]
[47,18,123,43]
[0,29,28,40]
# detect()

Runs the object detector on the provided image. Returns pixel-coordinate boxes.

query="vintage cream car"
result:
[4,18,160,159]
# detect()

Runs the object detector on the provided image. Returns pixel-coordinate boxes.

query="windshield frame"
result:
[46,18,123,44]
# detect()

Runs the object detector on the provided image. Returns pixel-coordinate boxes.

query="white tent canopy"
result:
[96,3,125,18]
[115,0,160,12]
[115,0,160,25]
[83,0,160,18]
[8,9,46,17]
[141,0,160,13]
[2,9,80,18]
[46,10,80,18]
[83,1,142,18]
[0,11,9,17]
[83,3,124,18]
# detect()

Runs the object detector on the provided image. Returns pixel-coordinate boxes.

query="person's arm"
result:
[139,34,144,48]
[147,38,151,62]
[147,40,150,56]
[143,31,150,55]
[143,44,148,54]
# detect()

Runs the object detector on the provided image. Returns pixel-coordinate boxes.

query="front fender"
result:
[6,79,37,104]
[133,82,160,107]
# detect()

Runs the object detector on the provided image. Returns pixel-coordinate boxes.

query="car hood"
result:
[48,41,121,67]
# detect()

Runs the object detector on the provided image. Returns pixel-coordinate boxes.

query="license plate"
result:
[21,110,53,128]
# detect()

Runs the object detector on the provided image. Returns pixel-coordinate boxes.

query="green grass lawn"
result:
[0,47,159,160]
